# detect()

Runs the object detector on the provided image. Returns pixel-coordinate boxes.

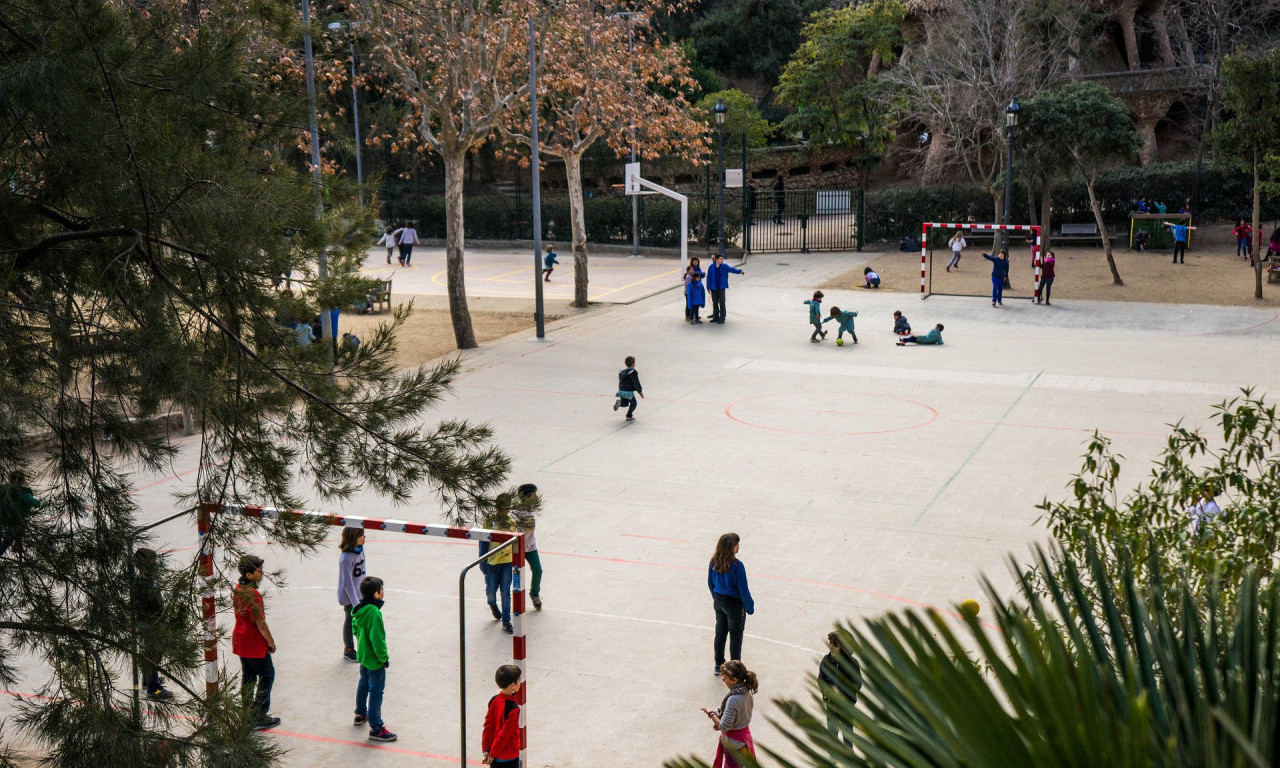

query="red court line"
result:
[621,533,695,543]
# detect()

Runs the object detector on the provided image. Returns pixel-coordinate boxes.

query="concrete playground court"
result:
[8,253,1280,767]
[361,245,684,304]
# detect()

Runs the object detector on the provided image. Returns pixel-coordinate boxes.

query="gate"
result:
[742,188,864,253]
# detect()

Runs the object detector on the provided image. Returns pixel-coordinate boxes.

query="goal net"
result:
[920,223,1043,301]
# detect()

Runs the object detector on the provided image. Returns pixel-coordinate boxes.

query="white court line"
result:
[724,358,1258,396]
[287,586,819,654]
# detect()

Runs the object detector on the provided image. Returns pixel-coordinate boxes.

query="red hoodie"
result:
[482,692,521,761]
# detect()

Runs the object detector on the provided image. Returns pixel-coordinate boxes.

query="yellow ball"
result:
[836,338,844,346]
[959,599,980,617]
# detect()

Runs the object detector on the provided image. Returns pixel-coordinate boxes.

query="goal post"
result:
[626,161,689,271]
[196,502,529,764]
[920,223,1043,301]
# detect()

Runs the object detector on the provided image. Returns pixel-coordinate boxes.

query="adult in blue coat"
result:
[983,250,1010,306]
[704,254,744,324]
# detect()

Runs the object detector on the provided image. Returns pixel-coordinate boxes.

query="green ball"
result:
[836,338,844,346]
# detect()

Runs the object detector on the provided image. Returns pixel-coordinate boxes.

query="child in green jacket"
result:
[804,291,826,342]
[824,306,858,343]
[352,576,397,742]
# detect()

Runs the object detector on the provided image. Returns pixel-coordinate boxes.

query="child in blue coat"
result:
[686,272,707,324]
[893,310,911,336]
[804,291,826,342]
[542,245,559,281]
[824,306,858,343]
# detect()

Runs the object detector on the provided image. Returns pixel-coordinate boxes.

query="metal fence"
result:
[742,188,864,253]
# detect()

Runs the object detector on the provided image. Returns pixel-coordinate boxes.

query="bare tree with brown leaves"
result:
[503,4,707,307]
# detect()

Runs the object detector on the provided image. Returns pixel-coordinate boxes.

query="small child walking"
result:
[337,527,367,662]
[482,665,523,767]
[686,271,706,324]
[614,356,644,421]
[352,576,397,742]
[946,232,966,271]
[377,228,397,264]
[804,291,826,342]
[824,306,858,343]
[542,245,559,281]
[893,310,911,336]
[861,268,881,288]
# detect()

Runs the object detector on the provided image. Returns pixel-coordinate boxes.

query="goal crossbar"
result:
[196,502,528,764]
[920,222,1043,300]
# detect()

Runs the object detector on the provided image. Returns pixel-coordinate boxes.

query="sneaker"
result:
[613,399,621,412]
[368,727,398,742]
[820,330,827,339]
[625,416,634,421]
[713,665,721,676]
[502,622,514,634]
[354,714,367,726]
[254,716,281,731]
[532,595,542,611]
[343,648,358,662]
[810,338,819,343]
[489,603,501,620]
[896,341,906,346]
[146,687,174,701]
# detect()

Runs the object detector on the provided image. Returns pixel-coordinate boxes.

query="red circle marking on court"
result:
[725,392,939,436]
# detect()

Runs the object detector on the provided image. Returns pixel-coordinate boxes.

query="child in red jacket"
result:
[482,664,523,767]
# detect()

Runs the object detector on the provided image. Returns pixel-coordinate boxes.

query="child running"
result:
[482,665,523,767]
[861,267,881,288]
[337,527,366,662]
[897,324,944,346]
[946,231,966,271]
[542,245,559,281]
[804,291,826,342]
[352,576,397,742]
[824,306,858,344]
[893,310,911,336]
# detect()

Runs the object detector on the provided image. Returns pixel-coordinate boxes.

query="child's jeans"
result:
[239,654,274,723]
[1239,238,1250,257]
[690,304,701,322]
[811,321,823,340]
[356,665,386,730]
[485,562,513,623]
[491,760,520,768]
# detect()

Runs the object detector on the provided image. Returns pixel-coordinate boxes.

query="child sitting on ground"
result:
[803,291,826,342]
[861,267,881,289]
[824,306,858,344]
[893,311,911,336]
[897,324,944,346]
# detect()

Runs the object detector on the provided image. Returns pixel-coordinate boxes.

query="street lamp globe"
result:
[714,98,726,126]
[1005,96,1020,128]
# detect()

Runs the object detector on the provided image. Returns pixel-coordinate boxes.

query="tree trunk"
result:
[1118,5,1140,71]
[1085,172,1123,285]
[442,148,477,349]
[1253,148,1263,299]
[564,152,590,308]
[867,50,883,79]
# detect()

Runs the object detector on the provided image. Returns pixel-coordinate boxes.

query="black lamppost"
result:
[714,98,727,257]
[529,15,544,339]
[1002,96,1020,251]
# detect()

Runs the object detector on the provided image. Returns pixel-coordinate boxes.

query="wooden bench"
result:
[1056,222,1102,244]
[355,280,392,314]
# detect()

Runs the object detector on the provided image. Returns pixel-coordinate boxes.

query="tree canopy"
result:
[0,0,510,762]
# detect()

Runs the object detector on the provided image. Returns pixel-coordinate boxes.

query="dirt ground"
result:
[336,294,585,368]
[829,242,1280,307]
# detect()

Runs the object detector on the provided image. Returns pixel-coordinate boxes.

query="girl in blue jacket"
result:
[708,532,755,675]
[804,291,826,342]
[686,271,707,324]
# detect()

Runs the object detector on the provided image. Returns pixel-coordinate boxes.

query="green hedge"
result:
[404,193,743,249]
[864,162,1279,243]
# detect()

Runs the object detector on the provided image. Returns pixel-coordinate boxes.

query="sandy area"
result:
[829,243,1280,307]
[336,294,587,368]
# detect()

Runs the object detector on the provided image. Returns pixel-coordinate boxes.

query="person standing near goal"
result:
[511,484,543,610]
[337,527,367,662]
[982,249,1010,306]
[946,231,966,272]
[233,555,280,730]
